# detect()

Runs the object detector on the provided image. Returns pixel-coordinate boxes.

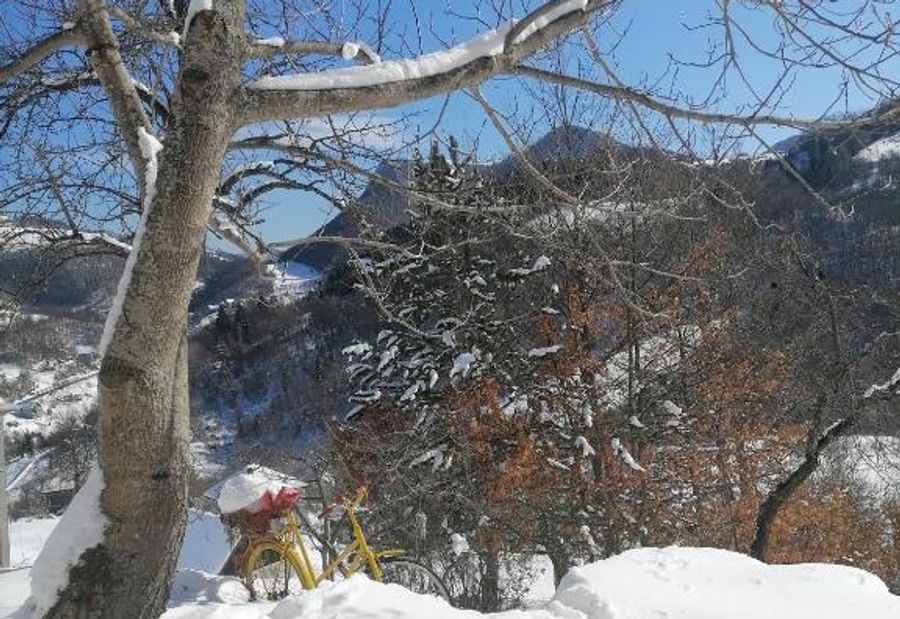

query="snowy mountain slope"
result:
[855,131,900,163]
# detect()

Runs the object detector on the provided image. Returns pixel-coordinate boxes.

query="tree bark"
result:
[480,550,501,612]
[44,6,244,617]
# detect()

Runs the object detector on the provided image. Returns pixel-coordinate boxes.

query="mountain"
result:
[281,125,635,271]
[280,160,413,271]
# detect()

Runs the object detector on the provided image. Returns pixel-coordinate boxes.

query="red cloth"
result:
[248,486,301,515]
[238,486,301,536]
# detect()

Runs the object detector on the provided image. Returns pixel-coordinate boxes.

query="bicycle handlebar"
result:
[318,485,368,520]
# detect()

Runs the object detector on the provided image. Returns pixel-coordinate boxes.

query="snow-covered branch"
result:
[238,0,609,125]
[247,38,380,64]
[0,28,85,85]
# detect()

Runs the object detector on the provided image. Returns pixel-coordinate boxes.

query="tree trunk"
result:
[44,7,243,617]
[1,406,9,568]
[480,550,501,612]
[749,413,856,561]
[548,549,570,587]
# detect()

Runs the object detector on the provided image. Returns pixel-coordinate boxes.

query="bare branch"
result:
[76,0,152,183]
[516,65,844,132]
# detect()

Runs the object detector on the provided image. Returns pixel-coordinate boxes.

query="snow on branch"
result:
[248,25,513,92]
[863,366,900,399]
[239,0,609,125]
[0,28,86,85]
[183,0,213,37]
[99,128,162,359]
[248,38,381,64]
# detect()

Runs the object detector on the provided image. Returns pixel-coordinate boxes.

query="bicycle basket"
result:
[235,486,302,536]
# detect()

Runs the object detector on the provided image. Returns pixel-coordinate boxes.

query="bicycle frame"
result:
[242,486,404,591]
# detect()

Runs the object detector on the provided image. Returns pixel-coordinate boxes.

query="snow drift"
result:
[158,546,899,619]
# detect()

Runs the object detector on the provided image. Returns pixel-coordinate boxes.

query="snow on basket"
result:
[216,465,304,517]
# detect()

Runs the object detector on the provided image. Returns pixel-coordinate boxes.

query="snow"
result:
[216,465,304,515]
[22,463,108,616]
[341,42,360,60]
[512,1,588,44]
[449,533,470,557]
[611,437,645,472]
[661,399,683,417]
[178,511,232,573]
[249,23,514,91]
[553,547,900,619]
[863,365,900,399]
[256,36,285,48]
[574,435,595,457]
[2,365,98,441]
[342,343,372,357]
[511,256,552,276]
[158,549,900,618]
[528,345,562,358]
[855,132,900,162]
[409,446,446,471]
[267,261,321,300]
[2,538,899,619]
[184,0,213,36]
[99,128,163,359]
[628,415,646,429]
[6,518,58,568]
[450,352,477,378]
[819,435,900,503]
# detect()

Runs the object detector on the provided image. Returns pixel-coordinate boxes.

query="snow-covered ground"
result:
[2,514,899,619]
[1,360,98,440]
[855,132,900,162]
[819,435,900,503]
[0,509,232,617]
[269,261,320,301]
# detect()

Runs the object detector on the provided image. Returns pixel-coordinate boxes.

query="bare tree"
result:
[3,0,899,616]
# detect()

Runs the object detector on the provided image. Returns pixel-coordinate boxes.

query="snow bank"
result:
[553,547,900,619]
[7,517,58,568]
[154,548,898,619]
[23,463,108,616]
[3,545,899,618]
[177,511,232,573]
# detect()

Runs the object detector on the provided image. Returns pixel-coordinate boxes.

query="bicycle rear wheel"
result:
[377,556,450,601]
[243,540,306,601]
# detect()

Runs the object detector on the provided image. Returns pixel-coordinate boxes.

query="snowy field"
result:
[2,514,899,618]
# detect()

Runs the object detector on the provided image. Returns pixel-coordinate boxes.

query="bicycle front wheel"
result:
[377,556,450,601]
[242,540,306,601]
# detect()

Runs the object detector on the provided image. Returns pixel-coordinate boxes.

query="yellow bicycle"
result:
[239,486,448,601]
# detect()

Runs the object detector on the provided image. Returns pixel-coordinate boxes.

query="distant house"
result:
[74,345,95,362]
